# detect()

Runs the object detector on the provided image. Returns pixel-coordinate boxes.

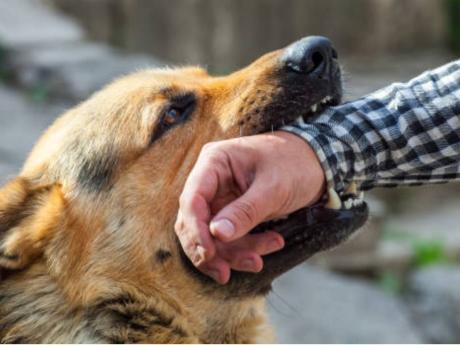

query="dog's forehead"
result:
[132,67,212,89]
[19,68,212,184]
[97,67,214,106]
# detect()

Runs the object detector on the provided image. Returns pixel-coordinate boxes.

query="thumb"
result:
[209,179,274,242]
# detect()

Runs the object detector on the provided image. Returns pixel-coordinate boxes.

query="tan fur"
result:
[0,51,293,343]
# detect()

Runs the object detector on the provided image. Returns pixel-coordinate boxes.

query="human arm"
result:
[283,60,460,193]
[176,60,460,283]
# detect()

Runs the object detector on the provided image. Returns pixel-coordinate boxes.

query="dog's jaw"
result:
[178,56,369,297]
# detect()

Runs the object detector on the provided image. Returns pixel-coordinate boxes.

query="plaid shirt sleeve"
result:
[282,60,460,194]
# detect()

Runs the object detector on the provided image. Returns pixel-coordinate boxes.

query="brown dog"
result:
[0,36,367,343]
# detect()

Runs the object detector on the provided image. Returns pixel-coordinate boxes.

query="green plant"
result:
[384,225,451,268]
[412,239,449,267]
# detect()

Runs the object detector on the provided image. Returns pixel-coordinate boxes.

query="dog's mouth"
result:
[250,62,343,136]
[219,185,369,297]
[251,186,368,258]
[255,83,368,276]
[179,92,370,297]
[300,94,340,120]
[182,37,368,296]
[227,90,369,295]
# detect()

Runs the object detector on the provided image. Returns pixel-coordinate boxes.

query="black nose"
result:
[281,36,337,77]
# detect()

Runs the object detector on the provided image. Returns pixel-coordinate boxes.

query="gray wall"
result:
[51,0,448,72]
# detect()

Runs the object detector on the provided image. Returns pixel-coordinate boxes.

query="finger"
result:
[228,251,264,273]
[199,256,231,285]
[177,153,228,264]
[209,178,275,242]
[175,209,215,266]
[220,231,284,256]
[215,232,284,272]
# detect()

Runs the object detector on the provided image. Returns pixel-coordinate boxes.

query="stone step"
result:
[37,53,160,101]
[0,0,163,102]
[268,265,422,343]
[6,42,162,101]
[0,85,64,183]
[405,265,460,344]
[0,0,83,48]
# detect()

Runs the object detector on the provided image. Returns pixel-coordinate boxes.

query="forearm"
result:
[282,60,460,193]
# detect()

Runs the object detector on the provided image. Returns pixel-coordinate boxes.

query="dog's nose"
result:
[281,36,337,77]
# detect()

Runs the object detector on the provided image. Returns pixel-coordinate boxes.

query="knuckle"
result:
[201,142,226,163]
[178,191,202,215]
[199,148,231,178]
[174,218,184,235]
[178,192,189,209]
[202,142,220,156]
[234,200,259,227]
[182,241,200,264]
[186,193,204,214]
[195,260,209,271]
[190,246,209,267]
[190,254,203,267]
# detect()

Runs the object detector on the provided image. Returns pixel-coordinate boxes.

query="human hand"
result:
[175,131,325,284]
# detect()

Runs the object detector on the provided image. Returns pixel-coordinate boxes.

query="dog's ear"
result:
[0,177,64,272]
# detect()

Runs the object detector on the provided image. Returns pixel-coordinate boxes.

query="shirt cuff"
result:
[281,117,357,194]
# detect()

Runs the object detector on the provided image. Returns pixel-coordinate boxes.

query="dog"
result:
[0,36,368,343]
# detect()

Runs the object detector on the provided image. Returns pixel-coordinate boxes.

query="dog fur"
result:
[0,43,343,343]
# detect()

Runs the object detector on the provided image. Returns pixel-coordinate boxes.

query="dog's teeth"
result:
[325,188,342,210]
[345,182,358,196]
[344,199,353,209]
[319,95,334,106]
[311,104,318,112]
[353,198,363,206]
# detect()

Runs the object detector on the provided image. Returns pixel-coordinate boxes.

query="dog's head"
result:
[0,37,367,305]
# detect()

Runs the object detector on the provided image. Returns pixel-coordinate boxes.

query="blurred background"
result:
[1,0,460,343]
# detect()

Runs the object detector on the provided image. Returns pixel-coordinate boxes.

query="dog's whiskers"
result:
[268,289,302,317]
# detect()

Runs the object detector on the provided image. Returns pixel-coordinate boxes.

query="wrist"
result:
[280,122,350,195]
[274,131,326,208]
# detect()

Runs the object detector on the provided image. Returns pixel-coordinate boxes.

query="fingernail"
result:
[268,238,284,252]
[210,219,235,239]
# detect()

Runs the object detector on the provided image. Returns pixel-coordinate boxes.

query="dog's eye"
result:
[163,107,182,126]
[161,93,196,128]
[150,93,196,144]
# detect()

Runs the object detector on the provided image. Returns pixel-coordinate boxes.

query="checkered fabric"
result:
[282,60,460,194]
